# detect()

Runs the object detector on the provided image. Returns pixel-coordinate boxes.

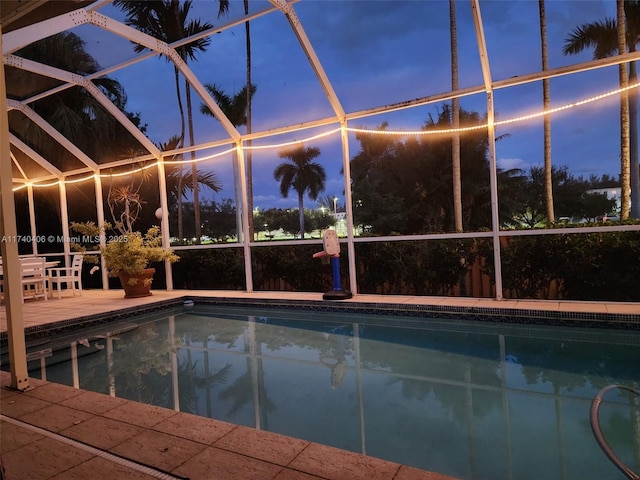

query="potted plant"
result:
[71,221,178,298]
[70,183,178,298]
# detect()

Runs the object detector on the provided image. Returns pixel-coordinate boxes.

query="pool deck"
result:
[1,290,638,480]
[2,289,638,334]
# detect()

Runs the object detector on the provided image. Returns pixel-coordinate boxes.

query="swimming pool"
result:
[14,304,640,480]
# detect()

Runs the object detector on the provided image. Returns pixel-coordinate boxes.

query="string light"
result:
[12,81,639,191]
[347,82,640,135]
[346,124,486,136]
[163,147,236,164]
[243,128,342,150]
[23,180,59,188]
[495,82,639,127]
[100,162,159,178]
[65,174,96,184]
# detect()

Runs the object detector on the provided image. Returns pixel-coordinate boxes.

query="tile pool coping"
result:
[0,371,460,480]
[188,296,640,329]
[2,293,639,346]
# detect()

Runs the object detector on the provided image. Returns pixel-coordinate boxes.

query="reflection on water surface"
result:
[20,306,640,480]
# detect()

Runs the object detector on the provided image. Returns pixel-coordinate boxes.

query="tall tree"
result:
[8,32,137,168]
[273,146,326,239]
[186,1,229,244]
[539,0,555,223]
[115,0,228,242]
[158,135,223,220]
[617,0,631,220]
[349,110,493,235]
[449,0,462,231]
[563,1,640,219]
[243,0,255,240]
[201,84,256,127]
[116,1,187,240]
[7,31,146,237]
[200,83,256,241]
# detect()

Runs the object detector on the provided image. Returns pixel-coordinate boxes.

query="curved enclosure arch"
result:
[2,0,639,302]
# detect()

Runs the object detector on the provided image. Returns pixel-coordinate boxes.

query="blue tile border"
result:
[189,296,640,330]
[1,295,638,347]
[0,298,185,345]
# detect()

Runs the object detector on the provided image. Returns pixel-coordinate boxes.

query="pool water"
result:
[21,305,640,480]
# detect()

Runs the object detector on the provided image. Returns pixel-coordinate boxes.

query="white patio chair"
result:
[20,257,48,302]
[47,254,84,299]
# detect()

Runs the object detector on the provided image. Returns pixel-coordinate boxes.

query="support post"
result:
[94,172,109,289]
[156,156,173,290]
[0,25,30,391]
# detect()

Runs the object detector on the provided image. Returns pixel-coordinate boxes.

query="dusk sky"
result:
[69,0,626,211]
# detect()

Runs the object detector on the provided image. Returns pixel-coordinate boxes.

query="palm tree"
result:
[177,357,232,414]
[200,83,256,241]
[273,145,326,239]
[243,0,255,240]
[539,0,555,223]
[158,135,223,236]
[200,84,256,126]
[186,0,229,243]
[116,1,189,240]
[563,1,640,219]
[204,0,254,238]
[8,31,144,233]
[449,0,462,232]
[8,32,134,167]
[617,0,631,221]
[115,0,228,242]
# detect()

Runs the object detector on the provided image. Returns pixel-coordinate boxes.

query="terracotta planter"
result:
[117,268,156,298]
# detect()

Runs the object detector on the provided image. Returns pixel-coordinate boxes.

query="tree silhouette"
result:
[273,145,326,239]
[563,1,640,219]
[115,0,229,241]
[201,83,256,241]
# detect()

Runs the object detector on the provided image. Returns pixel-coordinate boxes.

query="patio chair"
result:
[47,254,83,299]
[20,257,48,302]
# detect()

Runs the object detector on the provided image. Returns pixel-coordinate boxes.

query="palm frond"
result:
[562,19,617,58]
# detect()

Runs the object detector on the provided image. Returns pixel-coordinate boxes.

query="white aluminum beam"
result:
[86,0,111,13]
[270,0,346,120]
[27,185,37,254]
[7,99,98,169]
[5,55,160,157]
[236,143,253,292]
[93,172,109,290]
[2,7,92,54]
[471,0,503,301]
[10,151,28,180]
[341,121,357,295]
[0,0,49,30]
[0,23,29,391]
[6,62,157,162]
[86,11,241,141]
[59,180,71,265]
[6,3,289,107]
[10,133,62,177]
[84,80,162,157]
[155,159,173,290]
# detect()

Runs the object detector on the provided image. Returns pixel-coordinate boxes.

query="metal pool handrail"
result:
[590,384,640,480]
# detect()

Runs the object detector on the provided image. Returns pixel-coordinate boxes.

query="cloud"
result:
[270,196,300,209]
[497,157,529,172]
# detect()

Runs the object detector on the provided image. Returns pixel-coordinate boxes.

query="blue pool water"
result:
[18,305,640,480]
